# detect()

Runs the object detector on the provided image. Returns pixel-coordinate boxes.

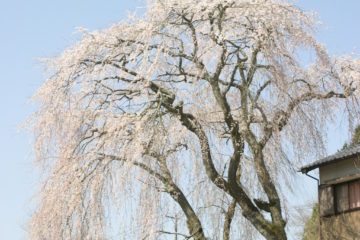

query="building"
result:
[300,144,360,239]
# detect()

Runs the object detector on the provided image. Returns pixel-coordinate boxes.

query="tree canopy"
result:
[29,0,360,239]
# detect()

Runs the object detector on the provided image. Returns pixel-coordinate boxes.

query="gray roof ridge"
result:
[300,143,360,173]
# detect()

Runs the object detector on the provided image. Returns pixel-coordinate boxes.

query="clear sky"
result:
[0,1,359,239]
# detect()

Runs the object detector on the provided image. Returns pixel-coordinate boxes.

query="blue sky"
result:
[0,0,359,239]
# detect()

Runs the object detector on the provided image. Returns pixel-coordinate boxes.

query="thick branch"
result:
[148,81,281,239]
[223,199,236,240]
[276,91,346,131]
[154,154,206,240]
[105,153,206,240]
[238,55,286,237]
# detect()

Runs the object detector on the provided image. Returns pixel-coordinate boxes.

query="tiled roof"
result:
[300,144,360,173]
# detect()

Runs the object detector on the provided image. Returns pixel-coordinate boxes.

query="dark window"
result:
[349,180,360,209]
[320,179,360,217]
[335,183,349,212]
[319,185,334,216]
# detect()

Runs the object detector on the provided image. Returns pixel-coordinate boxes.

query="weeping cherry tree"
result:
[29,0,360,239]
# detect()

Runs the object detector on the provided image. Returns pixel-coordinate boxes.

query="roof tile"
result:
[300,144,360,173]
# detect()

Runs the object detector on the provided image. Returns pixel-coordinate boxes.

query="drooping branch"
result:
[103,152,206,240]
